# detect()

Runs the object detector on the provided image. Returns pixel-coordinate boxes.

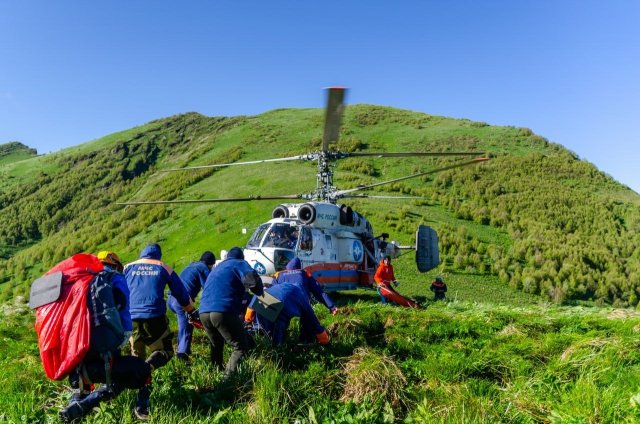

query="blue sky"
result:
[1,1,638,193]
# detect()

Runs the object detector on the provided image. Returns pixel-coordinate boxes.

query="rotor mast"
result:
[315,87,347,203]
[315,151,336,202]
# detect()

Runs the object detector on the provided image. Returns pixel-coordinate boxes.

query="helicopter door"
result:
[301,229,336,289]
[323,234,337,262]
[310,234,361,291]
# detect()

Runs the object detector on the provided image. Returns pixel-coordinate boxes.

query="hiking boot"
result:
[134,384,151,421]
[59,402,85,423]
[134,406,150,421]
[70,389,89,403]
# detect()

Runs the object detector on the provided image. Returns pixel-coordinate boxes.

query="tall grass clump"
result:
[341,347,407,407]
[248,365,293,423]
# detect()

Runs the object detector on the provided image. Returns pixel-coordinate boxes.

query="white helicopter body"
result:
[243,202,436,291]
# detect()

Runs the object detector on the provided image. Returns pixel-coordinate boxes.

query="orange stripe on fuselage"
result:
[304,262,363,286]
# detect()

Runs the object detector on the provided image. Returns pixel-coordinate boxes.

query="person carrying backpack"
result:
[124,243,200,419]
[167,251,215,361]
[96,250,133,341]
[56,252,153,423]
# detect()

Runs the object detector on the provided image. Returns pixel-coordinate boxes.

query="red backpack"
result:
[30,254,104,380]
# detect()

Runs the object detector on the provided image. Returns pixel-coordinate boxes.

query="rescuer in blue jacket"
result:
[273,257,337,315]
[199,247,263,378]
[124,243,198,420]
[168,251,216,361]
[245,282,330,346]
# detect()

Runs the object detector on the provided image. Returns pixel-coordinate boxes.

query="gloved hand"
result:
[186,309,204,330]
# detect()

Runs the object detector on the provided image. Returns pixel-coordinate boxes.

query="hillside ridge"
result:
[0,106,638,307]
[0,141,38,165]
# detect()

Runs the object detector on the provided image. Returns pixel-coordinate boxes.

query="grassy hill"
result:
[0,141,37,166]
[2,106,640,422]
[0,106,638,306]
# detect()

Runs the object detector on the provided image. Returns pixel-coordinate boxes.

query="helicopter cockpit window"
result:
[299,227,313,251]
[263,223,297,249]
[247,224,270,249]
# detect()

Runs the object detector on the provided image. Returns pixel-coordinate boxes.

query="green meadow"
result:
[3,286,640,423]
[1,105,639,422]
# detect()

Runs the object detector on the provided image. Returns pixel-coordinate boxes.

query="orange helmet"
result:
[97,250,123,272]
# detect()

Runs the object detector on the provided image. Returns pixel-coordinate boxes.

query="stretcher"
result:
[378,285,419,308]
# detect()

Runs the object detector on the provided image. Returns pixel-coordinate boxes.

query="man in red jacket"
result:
[374,256,398,304]
[374,256,418,308]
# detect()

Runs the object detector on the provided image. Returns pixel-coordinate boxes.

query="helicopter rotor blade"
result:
[157,154,315,172]
[322,87,347,152]
[345,151,485,158]
[157,151,482,173]
[117,194,303,206]
[335,157,489,197]
[339,194,425,199]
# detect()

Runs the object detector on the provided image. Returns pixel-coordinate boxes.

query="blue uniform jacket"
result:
[199,248,263,315]
[168,261,210,307]
[124,244,190,320]
[251,282,324,345]
[274,258,336,311]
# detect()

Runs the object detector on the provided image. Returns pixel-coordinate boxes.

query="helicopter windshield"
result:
[247,224,270,249]
[262,223,298,249]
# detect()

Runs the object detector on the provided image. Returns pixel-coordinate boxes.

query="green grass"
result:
[0,151,36,166]
[0,155,59,186]
[58,121,165,155]
[0,141,38,166]
[3,296,640,423]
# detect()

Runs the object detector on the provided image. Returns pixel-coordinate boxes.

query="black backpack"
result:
[87,271,126,354]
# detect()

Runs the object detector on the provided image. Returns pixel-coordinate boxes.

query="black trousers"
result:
[70,351,151,390]
[200,312,249,377]
[65,352,152,418]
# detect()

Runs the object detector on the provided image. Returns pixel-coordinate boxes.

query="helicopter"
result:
[119,87,489,291]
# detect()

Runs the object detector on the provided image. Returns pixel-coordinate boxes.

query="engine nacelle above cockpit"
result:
[271,202,371,235]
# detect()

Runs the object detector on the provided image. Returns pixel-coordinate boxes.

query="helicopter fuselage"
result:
[243,202,401,291]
